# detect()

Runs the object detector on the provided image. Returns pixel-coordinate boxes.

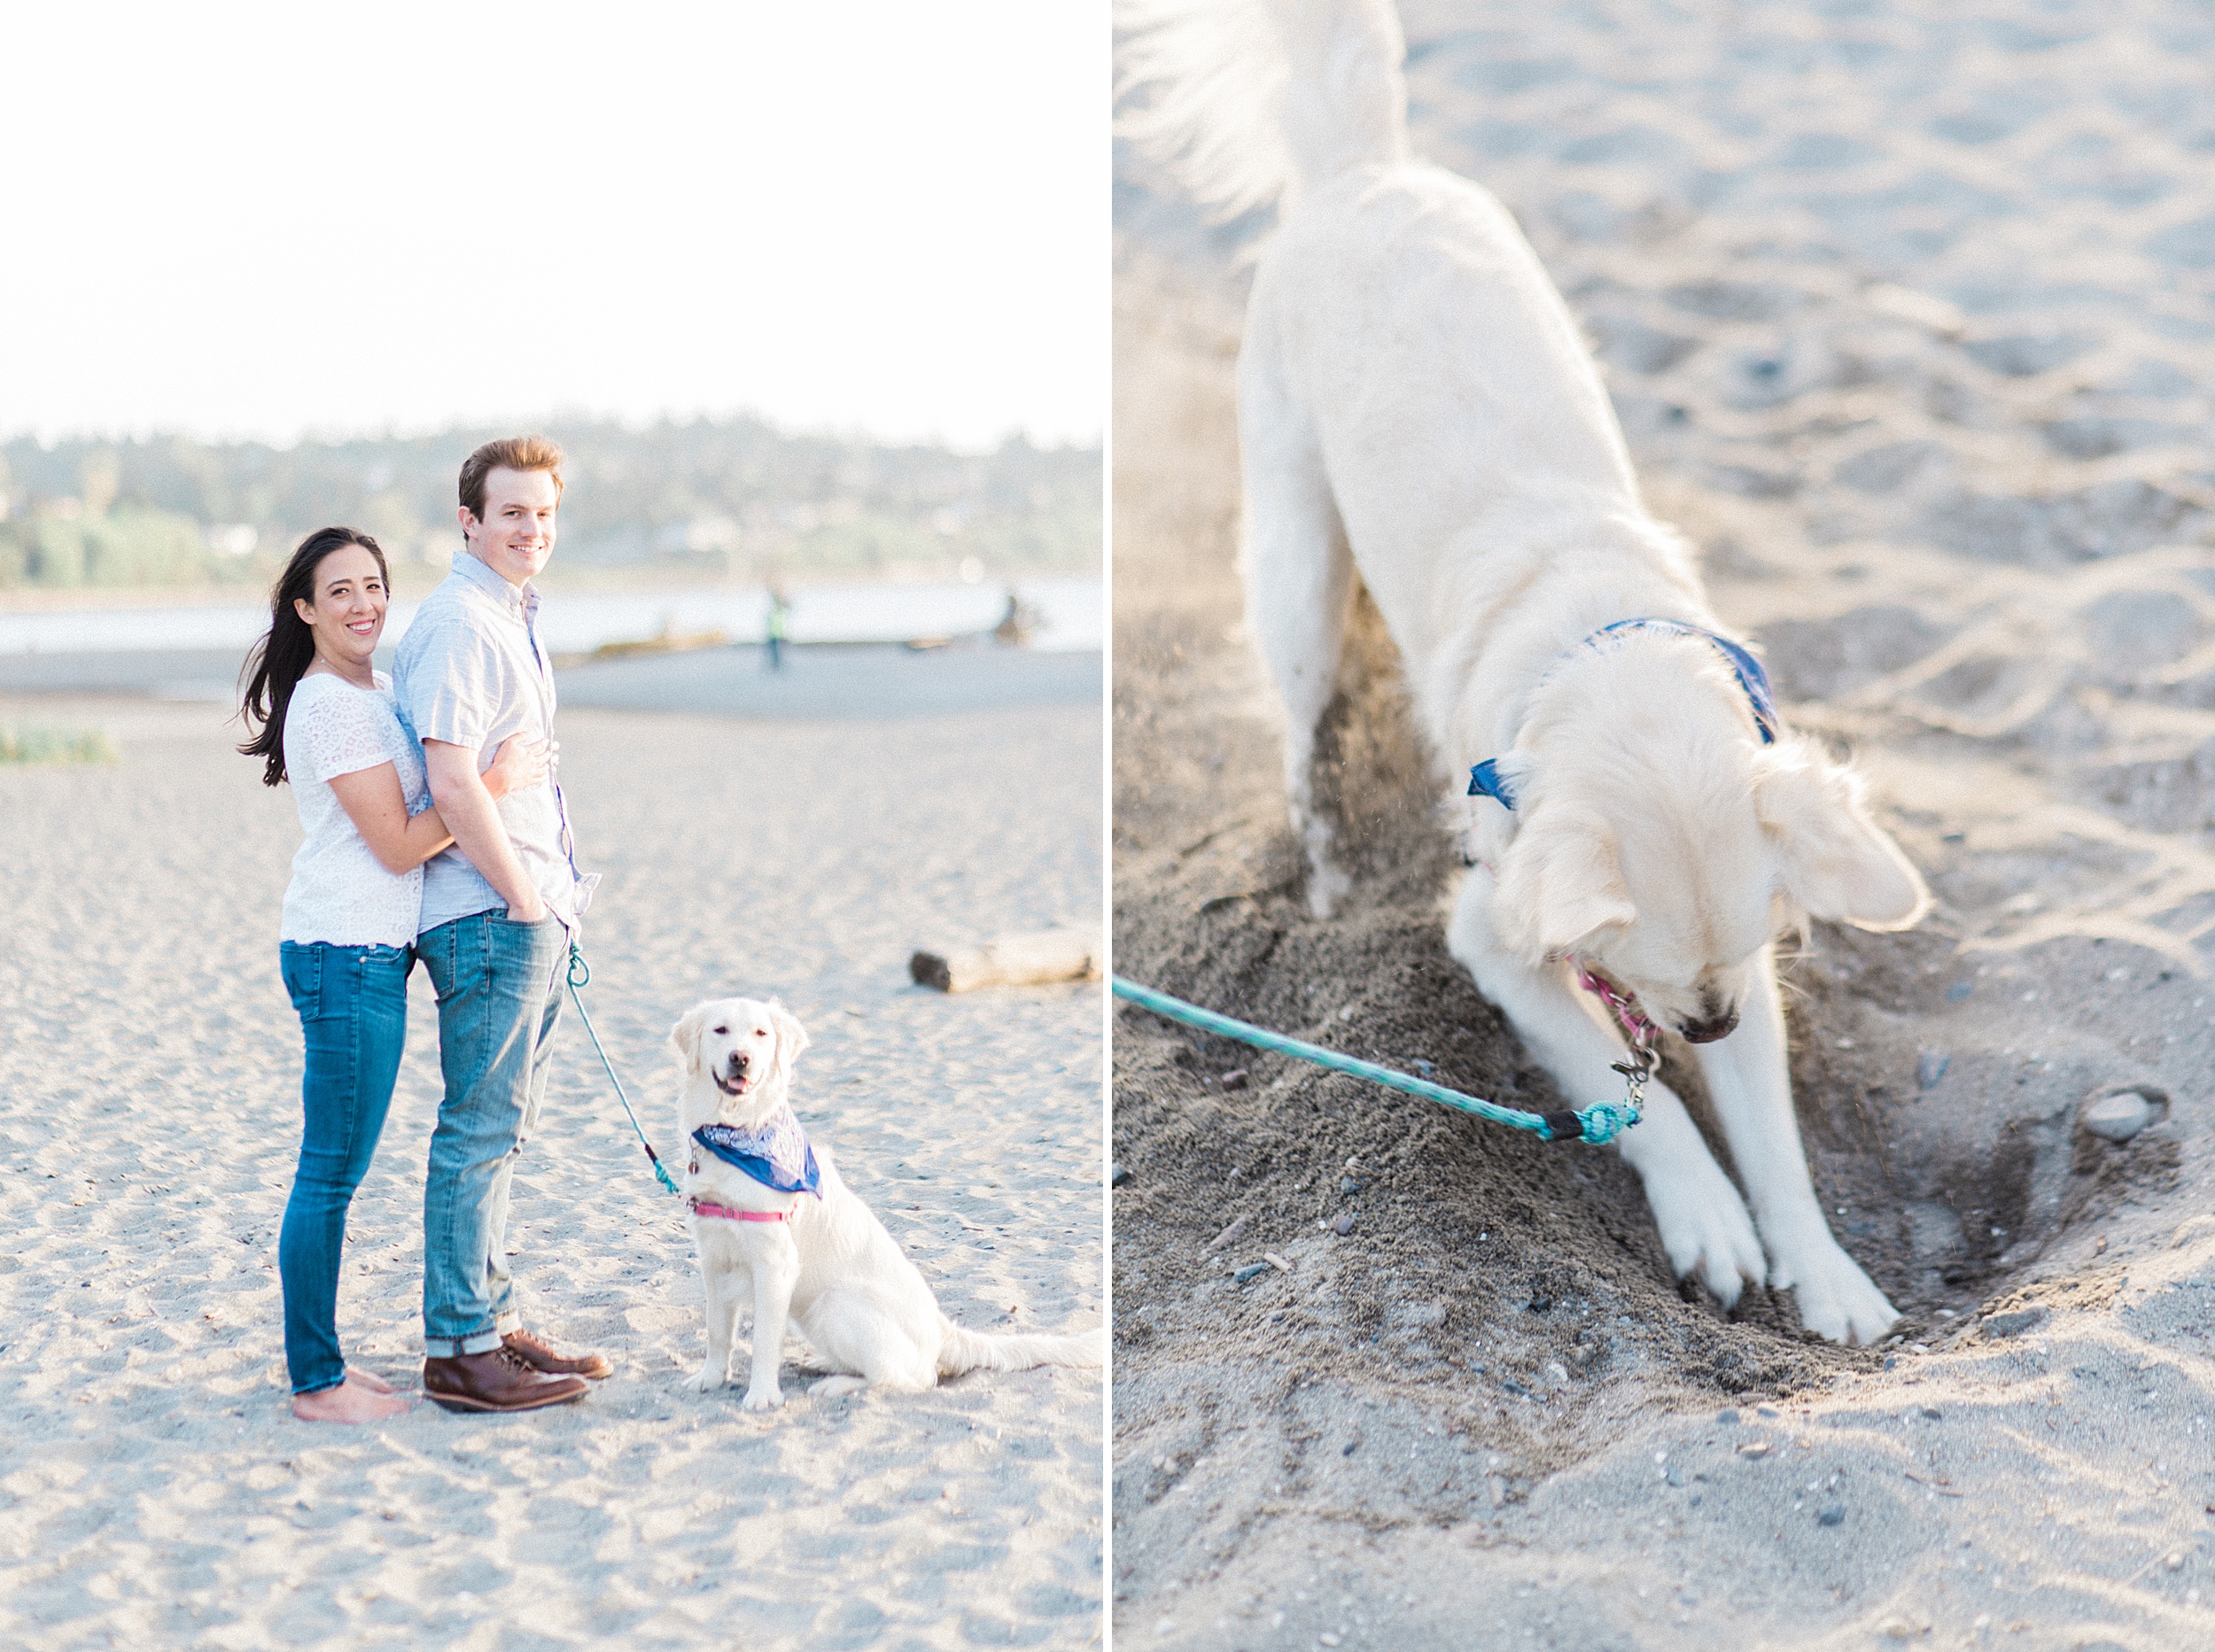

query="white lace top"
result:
[280,671,430,946]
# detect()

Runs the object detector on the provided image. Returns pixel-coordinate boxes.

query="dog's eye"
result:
[711,1026,727,1035]
[754,1028,767,1037]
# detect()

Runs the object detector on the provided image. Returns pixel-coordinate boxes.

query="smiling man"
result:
[393,435,605,1413]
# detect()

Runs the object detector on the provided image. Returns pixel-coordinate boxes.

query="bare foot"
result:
[292,1372,414,1424]
[346,1366,397,1395]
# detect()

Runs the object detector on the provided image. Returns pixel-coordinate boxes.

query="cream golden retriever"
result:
[1119,0,1930,1343]
[670,997,1100,1408]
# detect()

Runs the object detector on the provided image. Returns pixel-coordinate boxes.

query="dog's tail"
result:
[937,1318,1105,1377]
[1115,0,1410,223]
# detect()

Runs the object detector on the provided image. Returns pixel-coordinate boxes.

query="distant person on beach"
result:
[392,435,607,1415]
[994,589,1038,647]
[766,585,791,671]
[237,527,547,1423]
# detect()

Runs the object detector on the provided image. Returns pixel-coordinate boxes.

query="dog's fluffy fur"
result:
[1119,0,1931,1343]
[670,997,1101,1408]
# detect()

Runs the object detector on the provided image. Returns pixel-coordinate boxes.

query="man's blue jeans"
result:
[416,911,568,1357]
[278,941,412,1395]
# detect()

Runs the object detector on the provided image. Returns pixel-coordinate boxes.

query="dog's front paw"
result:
[740,1384,785,1412]
[683,1366,727,1393]
[1775,1235,1899,1346]
[1644,1162,1766,1308]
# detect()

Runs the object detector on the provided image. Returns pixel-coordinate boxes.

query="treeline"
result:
[0,416,1101,590]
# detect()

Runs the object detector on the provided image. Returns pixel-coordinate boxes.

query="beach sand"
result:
[1113,2,2215,1645]
[0,668,1104,1647]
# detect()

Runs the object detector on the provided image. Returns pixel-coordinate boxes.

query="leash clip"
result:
[1607,1039,1655,1124]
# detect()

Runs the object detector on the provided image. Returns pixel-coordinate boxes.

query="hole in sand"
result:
[1114,570,2183,1437]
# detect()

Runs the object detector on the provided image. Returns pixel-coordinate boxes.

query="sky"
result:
[0,3,1105,452]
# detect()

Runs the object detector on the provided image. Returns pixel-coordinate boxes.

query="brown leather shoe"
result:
[423,1348,589,1414]
[502,1328,613,1380]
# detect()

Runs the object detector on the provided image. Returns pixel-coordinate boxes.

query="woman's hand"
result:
[482,733,549,801]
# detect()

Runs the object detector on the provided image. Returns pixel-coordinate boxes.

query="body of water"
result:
[0,574,1101,658]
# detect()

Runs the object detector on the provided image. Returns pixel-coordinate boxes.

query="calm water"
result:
[0,574,1101,657]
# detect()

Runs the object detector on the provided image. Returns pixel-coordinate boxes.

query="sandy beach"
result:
[0,651,1103,1647]
[1114,1,2215,1646]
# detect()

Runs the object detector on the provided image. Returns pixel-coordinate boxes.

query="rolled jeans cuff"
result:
[426,1328,509,1359]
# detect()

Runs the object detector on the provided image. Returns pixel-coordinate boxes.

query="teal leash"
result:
[566,942,681,1196]
[1110,974,1645,1145]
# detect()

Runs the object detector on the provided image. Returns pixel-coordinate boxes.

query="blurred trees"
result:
[0,416,1100,590]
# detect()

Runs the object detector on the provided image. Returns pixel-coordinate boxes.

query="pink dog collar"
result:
[688,1197,788,1224]
[1574,959,1662,1050]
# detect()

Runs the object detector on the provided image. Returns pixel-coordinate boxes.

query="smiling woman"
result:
[233,526,545,1424]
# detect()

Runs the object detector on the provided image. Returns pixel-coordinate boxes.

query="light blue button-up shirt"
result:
[393,549,592,934]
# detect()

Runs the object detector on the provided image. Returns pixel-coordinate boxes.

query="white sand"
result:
[0,689,1103,1648]
[1115,0,2215,1643]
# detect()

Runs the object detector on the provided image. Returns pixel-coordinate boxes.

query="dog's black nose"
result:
[1678,1009,1739,1044]
[733,1053,750,1072]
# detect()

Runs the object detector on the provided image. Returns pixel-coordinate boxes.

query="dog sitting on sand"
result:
[1119,0,1930,1343]
[670,997,1101,1408]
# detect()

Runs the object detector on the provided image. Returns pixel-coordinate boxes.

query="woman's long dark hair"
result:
[237,527,390,787]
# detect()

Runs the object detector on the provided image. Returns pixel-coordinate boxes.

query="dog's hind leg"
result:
[1240,327,1356,918]
[1693,949,1899,1346]
[1446,872,1768,1306]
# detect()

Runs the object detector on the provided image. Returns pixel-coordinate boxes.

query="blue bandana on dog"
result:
[693,1105,822,1198]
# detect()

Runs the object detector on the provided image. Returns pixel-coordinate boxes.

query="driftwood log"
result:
[909,927,1100,993]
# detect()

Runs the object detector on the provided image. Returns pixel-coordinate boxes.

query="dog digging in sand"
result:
[669,997,1102,1408]
[1119,0,1931,1344]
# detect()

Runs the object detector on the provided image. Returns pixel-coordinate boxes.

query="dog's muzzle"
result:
[1677,1009,1740,1044]
[716,1056,751,1096]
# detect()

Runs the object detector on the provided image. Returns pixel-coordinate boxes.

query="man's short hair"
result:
[459,435,565,523]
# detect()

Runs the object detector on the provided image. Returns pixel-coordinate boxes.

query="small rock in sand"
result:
[1233,1262,1270,1285]
[1716,1408,1740,1425]
[1917,1051,1949,1090]
[1543,1361,1570,1388]
[2081,1090,2157,1142]
[1818,1502,1846,1526]
[1737,1442,1773,1458]
[1220,1068,1248,1090]
[1986,1307,2048,1338]
[1333,1213,1356,1237]
[1112,1163,1131,1188]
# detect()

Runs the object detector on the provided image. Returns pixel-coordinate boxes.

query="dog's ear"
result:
[1755,743,1931,931]
[767,1000,811,1082]
[1490,804,1636,960]
[667,1003,714,1072]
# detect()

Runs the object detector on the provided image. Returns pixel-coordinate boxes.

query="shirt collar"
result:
[451,547,536,617]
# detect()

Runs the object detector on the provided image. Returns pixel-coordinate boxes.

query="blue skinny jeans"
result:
[277,940,412,1395]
